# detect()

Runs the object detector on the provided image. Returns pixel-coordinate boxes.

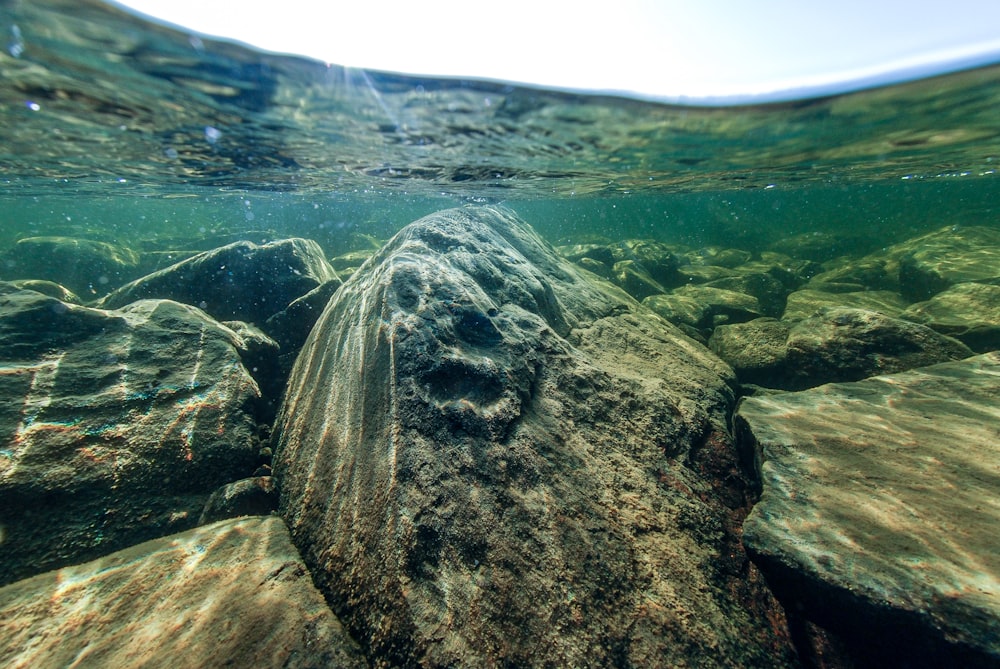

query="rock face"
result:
[710,308,972,390]
[0,236,141,298]
[894,225,1000,301]
[902,281,1000,353]
[99,238,338,327]
[274,206,794,668]
[736,353,1000,668]
[0,284,262,585]
[0,516,367,669]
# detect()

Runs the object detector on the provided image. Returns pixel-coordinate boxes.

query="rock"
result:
[683,247,752,268]
[273,206,795,668]
[893,225,1000,301]
[742,252,819,290]
[671,284,763,326]
[710,308,972,390]
[575,256,613,278]
[703,272,788,318]
[263,278,343,358]
[556,242,616,267]
[0,236,141,297]
[613,239,680,287]
[611,259,666,300]
[902,282,1000,353]
[9,279,80,303]
[807,257,899,293]
[769,231,876,263]
[331,248,379,273]
[99,238,338,327]
[736,353,1000,668]
[199,476,279,523]
[0,285,261,585]
[220,320,283,418]
[642,293,710,330]
[0,516,367,669]
[676,263,741,284]
[782,288,909,320]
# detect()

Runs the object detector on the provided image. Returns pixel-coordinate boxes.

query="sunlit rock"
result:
[710,308,972,390]
[0,284,261,584]
[892,225,1000,301]
[0,516,366,669]
[273,206,795,668]
[99,238,337,328]
[902,281,1000,353]
[782,288,909,320]
[736,352,1000,667]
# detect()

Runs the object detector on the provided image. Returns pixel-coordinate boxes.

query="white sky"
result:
[114,0,1000,102]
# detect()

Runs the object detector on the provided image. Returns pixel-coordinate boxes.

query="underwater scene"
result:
[1,1,999,668]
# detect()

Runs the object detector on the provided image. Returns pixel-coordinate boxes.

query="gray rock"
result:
[711,308,972,390]
[612,259,667,300]
[736,353,1000,668]
[703,272,788,317]
[642,292,710,330]
[893,225,1000,301]
[0,236,141,297]
[99,238,338,327]
[274,206,794,668]
[0,516,367,669]
[0,285,261,585]
[902,282,1000,353]
[263,277,343,355]
[783,288,909,320]
[199,476,279,523]
[672,284,763,326]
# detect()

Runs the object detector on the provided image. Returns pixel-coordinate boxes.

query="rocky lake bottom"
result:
[0,204,997,668]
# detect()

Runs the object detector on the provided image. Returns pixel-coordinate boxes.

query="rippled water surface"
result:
[1,0,998,252]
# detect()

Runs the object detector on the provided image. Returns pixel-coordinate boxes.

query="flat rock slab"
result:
[737,353,1000,666]
[0,516,367,669]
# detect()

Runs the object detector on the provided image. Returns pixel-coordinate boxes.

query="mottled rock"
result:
[704,272,788,318]
[9,279,80,303]
[676,263,740,284]
[711,308,972,390]
[274,206,794,668]
[0,285,261,585]
[683,247,752,268]
[893,225,1000,301]
[0,236,141,297]
[642,293,710,330]
[99,238,337,327]
[556,242,616,267]
[736,353,1000,668]
[199,476,279,523]
[807,257,899,293]
[613,239,680,287]
[783,288,909,320]
[612,258,666,300]
[902,282,1000,353]
[0,516,366,669]
[672,284,763,326]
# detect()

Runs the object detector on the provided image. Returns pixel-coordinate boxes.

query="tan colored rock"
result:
[0,516,367,669]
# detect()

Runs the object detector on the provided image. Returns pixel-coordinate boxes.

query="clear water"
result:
[2,0,999,665]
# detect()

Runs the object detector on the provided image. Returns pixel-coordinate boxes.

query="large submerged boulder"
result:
[98,238,338,327]
[0,284,262,585]
[736,353,1000,667]
[0,516,367,669]
[273,206,794,668]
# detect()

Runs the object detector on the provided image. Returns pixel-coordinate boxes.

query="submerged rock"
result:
[736,353,1000,668]
[0,516,366,669]
[0,236,141,298]
[0,284,261,584]
[99,238,337,328]
[782,288,909,320]
[710,308,972,390]
[198,476,279,524]
[902,281,1000,353]
[273,206,794,668]
[892,225,1000,301]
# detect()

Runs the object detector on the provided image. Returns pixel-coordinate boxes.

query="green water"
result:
[1,0,998,255]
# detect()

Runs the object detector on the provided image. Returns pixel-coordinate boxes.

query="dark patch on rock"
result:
[199,476,279,523]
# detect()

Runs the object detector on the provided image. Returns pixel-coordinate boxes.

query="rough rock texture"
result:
[782,288,909,320]
[892,225,1000,301]
[99,238,337,327]
[274,206,795,668]
[0,236,141,297]
[0,516,367,669]
[736,353,1000,668]
[199,476,279,524]
[902,281,1000,353]
[0,284,261,585]
[710,308,972,390]
[672,284,763,325]
[703,272,788,318]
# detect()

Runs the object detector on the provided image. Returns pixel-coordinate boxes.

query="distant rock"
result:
[0,285,261,585]
[642,292,710,331]
[806,257,899,294]
[99,238,338,328]
[0,236,141,297]
[782,288,909,320]
[710,308,972,390]
[612,258,666,300]
[902,281,1000,353]
[612,239,680,287]
[736,353,1000,668]
[199,476,279,523]
[9,279,81,303]
[676,263,740,284]
[682,247,752,268]
[768,231,876,263]
[892,225,1000,301]
[703,272,788,318]
[274,206,794,668]
[263,277,343,364]
[0,516,367,669]
[671,284,763,326]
